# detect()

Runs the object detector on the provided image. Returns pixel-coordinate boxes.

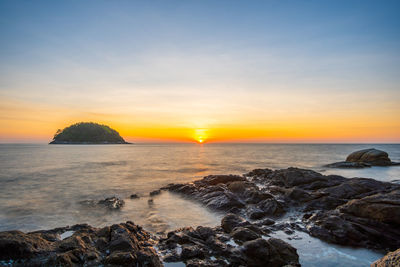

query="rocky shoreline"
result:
[1,167,399,266]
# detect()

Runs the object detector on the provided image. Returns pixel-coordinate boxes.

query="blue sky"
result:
[0,0,399,142]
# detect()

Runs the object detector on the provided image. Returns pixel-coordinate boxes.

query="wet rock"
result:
[230,227,260,242]
[257,198,285,216]
[339,189,400,224]
[325,161,371,168]
[285,187,315,203]
[305,210,400,250]
[327,148,400,168]
[149,190,161,196]
[180,245,205,259]
[346,148,393,166]
[0,231,53,260]
[221,214,247,233]
[241,238,299,267]
[105,251,136,265]
[200,174,245,186]
[194,226,215,241]
[98,196,125,210]
[371,248,400,267]
[0,221,162,266]
[163,167,400,252]
[204,191,245,211]
[247,207,268,220]
[157,218,299,267]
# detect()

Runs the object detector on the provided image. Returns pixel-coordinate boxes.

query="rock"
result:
[0,231,53,260]
[230,227,260,242]
[157,218,299,267]
[130,194,139,199]
[371,248,400,267]
[221,214,247,233]
[241,238,299,267]
[305,210,400,250]
[346,148,392,166]
[180,245,205,259]
[0,221,162,266]
[339,189,400,224]
[164,167,400,252]
[149,190,161,196]
[204,191,245,211]
[257,198,285,216]
[200,174,245,186]
[105,251,136,265]
[247,207,268,220]
[325,161,371,168]
[98,196,125,210]
[327,148,399,168]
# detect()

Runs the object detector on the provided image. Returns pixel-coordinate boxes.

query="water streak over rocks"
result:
[163,167,400,251]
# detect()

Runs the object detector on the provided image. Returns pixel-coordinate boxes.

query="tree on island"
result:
[49,122,129,144]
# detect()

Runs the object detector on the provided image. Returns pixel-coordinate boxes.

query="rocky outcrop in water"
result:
[371,248,400,267]
[326,148,399,168]
[79,196,125,210]
[0,222,161,267]
[163,167,400,251]
[157,213,300,267]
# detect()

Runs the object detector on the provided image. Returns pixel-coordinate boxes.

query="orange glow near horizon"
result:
[0,96,400,143]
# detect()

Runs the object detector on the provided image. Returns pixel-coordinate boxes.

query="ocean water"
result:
[1,143,399,266]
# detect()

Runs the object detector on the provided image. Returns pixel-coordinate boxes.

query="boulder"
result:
[230,227,260,242]
[371,248,400,267]
[221,214,247,233]
[339,189,400,224]
[327,148,399,168]
[241,238,299,267]
[346,148,392,166]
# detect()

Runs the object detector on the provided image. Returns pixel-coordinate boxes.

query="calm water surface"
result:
[1,143,399,266]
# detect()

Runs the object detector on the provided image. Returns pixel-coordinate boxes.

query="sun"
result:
[194,129,208,144]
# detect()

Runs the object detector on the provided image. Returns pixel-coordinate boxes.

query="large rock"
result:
[241,238,299,267]
[327,148,399,168]
[339,189,400,224]
[0,221,162,266]
[157,218,299,267]
[221,214,247,233]
[346,148,392,166]
[371,248,400,267]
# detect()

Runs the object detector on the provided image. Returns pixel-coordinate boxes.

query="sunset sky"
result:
[1,1,399,143]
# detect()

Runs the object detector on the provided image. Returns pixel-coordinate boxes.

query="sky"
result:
[0,0,399,143]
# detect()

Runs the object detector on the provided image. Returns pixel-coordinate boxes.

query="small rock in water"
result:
[98,197,125,210]
[150,190,161,196]
[326,148,399,168]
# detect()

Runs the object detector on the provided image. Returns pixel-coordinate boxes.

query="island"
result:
[49,122,130,144]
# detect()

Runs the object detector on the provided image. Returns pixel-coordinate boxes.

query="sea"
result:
[1,143,399,266]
